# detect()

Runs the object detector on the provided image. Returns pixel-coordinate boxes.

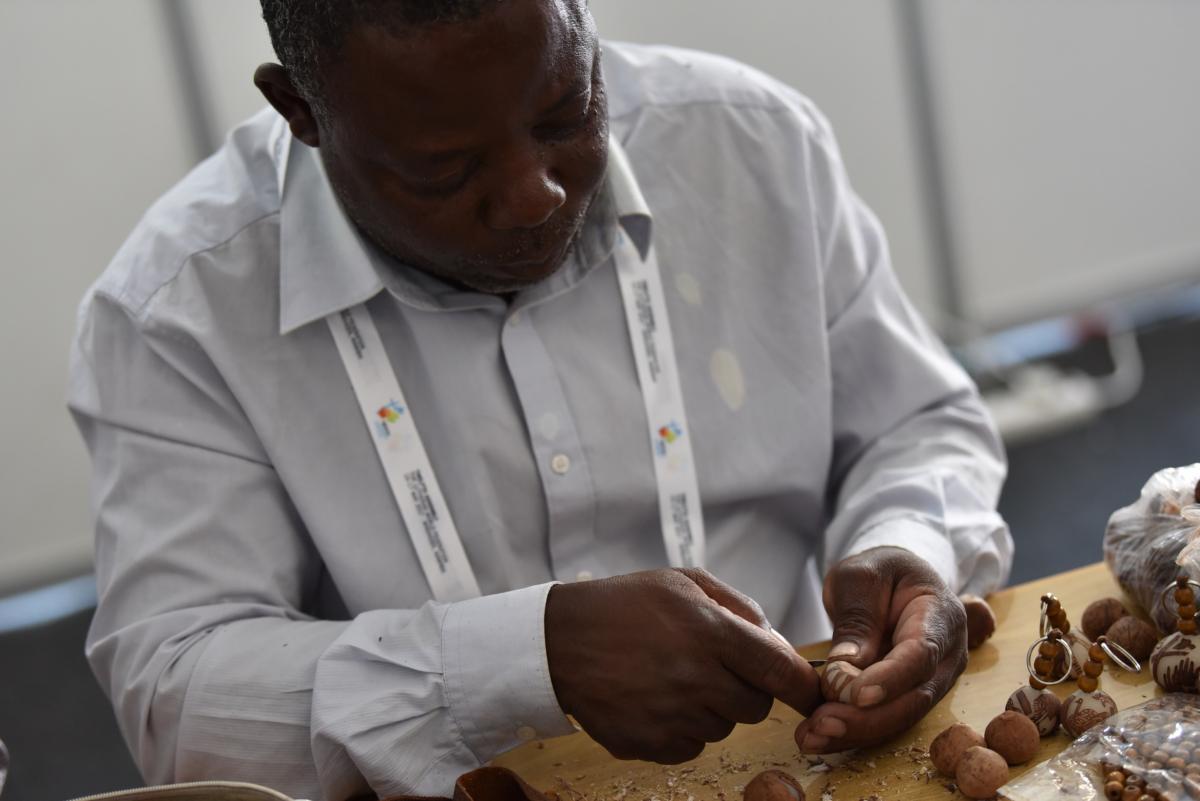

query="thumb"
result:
[720,613,822,716]
[823,555,894,669]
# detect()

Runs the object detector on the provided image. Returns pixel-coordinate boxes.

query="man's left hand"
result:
[794,546,967,753]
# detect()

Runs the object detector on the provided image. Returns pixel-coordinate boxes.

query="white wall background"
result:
[925,0,1200,329]
[0,0,194,594]
[3,0,1198,594]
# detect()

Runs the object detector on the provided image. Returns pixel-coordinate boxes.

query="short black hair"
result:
[260,1,511,116]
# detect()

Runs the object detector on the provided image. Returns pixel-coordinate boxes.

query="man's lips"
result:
[493,244,566,276]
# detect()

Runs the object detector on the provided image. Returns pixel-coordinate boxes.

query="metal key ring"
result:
[1157,578,1200,619]
[1026,630,1075,686]
[1098,636,1141,673]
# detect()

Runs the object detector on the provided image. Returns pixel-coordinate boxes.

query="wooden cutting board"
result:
[493,563,1160,801]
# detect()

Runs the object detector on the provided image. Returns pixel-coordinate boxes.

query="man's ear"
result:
[254,63,321,147]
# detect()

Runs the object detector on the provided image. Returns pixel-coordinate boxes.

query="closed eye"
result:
[534,93,593,141]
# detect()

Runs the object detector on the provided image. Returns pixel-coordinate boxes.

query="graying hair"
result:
[260,1,583,120]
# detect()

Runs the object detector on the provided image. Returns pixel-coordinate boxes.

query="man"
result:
[68,1,1012,799]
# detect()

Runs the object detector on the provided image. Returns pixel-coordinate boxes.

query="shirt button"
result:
[507,312,522,327]
[516,725,537,742]
[550,454,571,475]
[575,570,594,582]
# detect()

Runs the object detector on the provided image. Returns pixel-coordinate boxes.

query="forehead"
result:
[325,0,594,149]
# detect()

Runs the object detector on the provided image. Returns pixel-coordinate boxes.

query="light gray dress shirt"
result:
[68,42,1013,801]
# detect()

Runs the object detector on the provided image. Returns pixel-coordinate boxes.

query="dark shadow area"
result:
[999,318,1200,584]
[0,609,141,800]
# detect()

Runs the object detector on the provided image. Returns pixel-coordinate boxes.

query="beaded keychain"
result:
[1041,593,1094,682]
[1062,634,1140,739]
[1027,628,1074,690]
[1007,628,1067,734]
[1151,576,1200,693]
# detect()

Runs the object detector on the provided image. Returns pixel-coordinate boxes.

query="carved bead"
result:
[1151,632,1200,693]
[1060,689,1118,738]
[1005,686,1061,736]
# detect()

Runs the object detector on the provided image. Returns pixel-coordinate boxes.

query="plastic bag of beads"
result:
[1103,465,1200,634]
[1002,694,1200,801]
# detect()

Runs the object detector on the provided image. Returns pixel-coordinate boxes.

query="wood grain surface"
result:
[493,563,1161,801]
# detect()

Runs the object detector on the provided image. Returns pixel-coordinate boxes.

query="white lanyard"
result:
[328,228,706,600]
[327,306,482,602]
[611,231,706,570]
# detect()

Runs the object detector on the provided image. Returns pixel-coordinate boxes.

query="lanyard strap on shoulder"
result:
[326,305,482,602]
[612,233,706,569]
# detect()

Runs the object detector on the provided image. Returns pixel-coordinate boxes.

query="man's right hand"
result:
[545,568,821,764]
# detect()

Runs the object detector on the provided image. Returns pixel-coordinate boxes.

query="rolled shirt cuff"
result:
[442,582,576,762]
[843,518,960,592]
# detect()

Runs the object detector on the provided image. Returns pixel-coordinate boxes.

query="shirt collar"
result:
[606,134,653,260]
[278,139,386,334]
[277,131,652,334]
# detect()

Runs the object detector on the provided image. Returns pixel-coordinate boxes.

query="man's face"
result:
[317,0,609,294]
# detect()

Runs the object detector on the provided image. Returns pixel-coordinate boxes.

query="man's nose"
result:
[484,155,568,231]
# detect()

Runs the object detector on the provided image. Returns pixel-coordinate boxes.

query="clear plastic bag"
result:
[1104,465,1200,634]
[1002,695,1200,801]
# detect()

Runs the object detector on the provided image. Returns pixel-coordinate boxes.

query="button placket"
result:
[500,308,597,582]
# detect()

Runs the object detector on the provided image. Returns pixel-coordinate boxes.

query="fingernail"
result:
[828,642,859,659]
[799,733,829,753]
[814,717,846,738]
[857,684,886,707]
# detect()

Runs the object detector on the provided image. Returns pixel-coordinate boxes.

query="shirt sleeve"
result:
[68,292,574,801]
[797,103,1014,596]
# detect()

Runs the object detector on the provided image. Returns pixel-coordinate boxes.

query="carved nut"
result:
[930,722,986,776]
[1060,689,1118,739]
[743,770,805,801]
[955,746,1009,800]
[985,710,1040,765]
[1106,616,1158,663]
[961,594,997,649]
[1083,598,1129,641]
[819,660,861,705]
[1151,632,1200,693]
[1005,686,1061,736]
